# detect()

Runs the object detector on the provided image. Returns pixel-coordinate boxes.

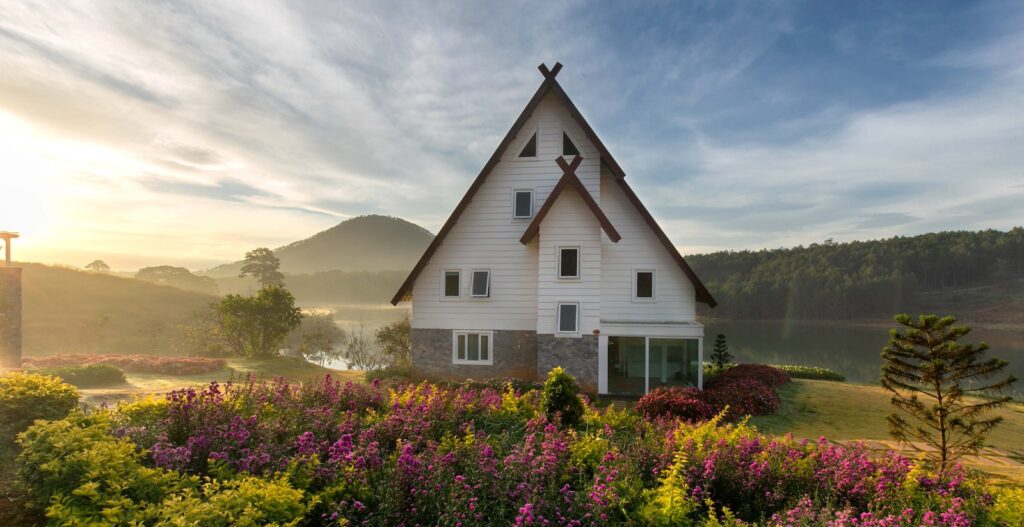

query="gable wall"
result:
[599,166,697,321]
[536,189,602,335]
[410,93,601,331]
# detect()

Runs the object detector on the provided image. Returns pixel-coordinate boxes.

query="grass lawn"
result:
[76,356,362,406]
[750,379,1024,485]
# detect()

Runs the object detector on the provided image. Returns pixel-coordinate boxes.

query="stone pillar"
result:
[0,267,22,369]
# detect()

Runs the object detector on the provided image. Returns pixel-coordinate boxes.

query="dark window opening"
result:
[558,303,578,333]
[562,131,580,156]
[514,190,533,218]
[559,248,579,279]
[471,270,490,297]
[444,271,460,297]
[636,271,654,298]
[518,133,537,157]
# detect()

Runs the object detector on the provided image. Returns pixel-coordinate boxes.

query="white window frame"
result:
[632,268,656,302]
[441,269,461,300]
[557,246,581,280]
[470,269,491,299]
[452,330,494,365]
[512,189,534,220]
[556,302,580,336]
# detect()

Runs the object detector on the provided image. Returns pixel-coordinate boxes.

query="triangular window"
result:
[518,133,537,158]
[562,131,579,156]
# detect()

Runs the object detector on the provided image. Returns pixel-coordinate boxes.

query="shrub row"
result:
[22,354,226,376]
[27,364,126,388]
[636,377,781,422]
[771,364,846,381]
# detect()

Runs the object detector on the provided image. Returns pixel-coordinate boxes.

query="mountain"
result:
[17,262,215,356]
[204,215,434,277]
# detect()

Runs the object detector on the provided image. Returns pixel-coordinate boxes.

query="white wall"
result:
[536,189,602,335]
[599,167,698,322]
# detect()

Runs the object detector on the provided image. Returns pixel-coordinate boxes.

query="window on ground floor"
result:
[453,331,493,365]
[606,337,701,396]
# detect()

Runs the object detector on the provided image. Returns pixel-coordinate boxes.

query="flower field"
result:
[13,370,1017,527]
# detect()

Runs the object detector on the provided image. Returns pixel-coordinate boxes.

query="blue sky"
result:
[0,1,1021,269]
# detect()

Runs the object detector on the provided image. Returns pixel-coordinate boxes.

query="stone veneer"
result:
[412,328,538,382]
[0,267,22,369]
[536,334,599,393]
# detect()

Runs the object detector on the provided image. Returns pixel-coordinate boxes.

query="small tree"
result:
[710,333,733,372]
[290,313,346,366]
[540,367,585,427]
[239,248,285,287]
[881,314,1017,474]
[342,322,386,371]
[215,286,303,358]
[375,315,411,367]
[84,260,110,273]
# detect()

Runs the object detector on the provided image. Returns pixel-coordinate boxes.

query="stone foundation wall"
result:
[412,328,538,382]
[0,268,22,369]
[536,334,598,394]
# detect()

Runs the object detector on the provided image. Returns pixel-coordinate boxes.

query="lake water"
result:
[306,303,1024,397]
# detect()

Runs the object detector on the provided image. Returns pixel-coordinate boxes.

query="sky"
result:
[0,1,1022,271]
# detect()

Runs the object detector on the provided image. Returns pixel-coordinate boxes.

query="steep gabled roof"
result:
[390,63,716,307]
[519,155,621,244]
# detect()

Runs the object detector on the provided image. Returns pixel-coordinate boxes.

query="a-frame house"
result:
[392,63,716,395]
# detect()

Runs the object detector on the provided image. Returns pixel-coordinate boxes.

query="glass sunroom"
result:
[597,321,704,396]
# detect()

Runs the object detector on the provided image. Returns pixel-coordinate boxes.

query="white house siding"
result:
[536,189,602,335]
[599,167,697,322]
[410,92,601,332]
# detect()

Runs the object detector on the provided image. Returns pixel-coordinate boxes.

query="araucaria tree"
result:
[239,247,285,287]
[710,333,733,371]
[215,285,303,358]
[881,314,1017,473]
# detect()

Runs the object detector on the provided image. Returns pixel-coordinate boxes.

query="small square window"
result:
[471,270,490,298]
[443,270,460,298]
[558,247,579,279]
[635,270,654,299]
[557,303,579,334]
[513,190,533,219]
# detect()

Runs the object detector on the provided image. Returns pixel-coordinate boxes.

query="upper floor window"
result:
[513,189,534,219]
[443,270,461,298]
[518,132,537,157]
[471,270,491,298]
[557,302,579,334]
[634,269,655,300]
[562,131,580,156]
[558,247,580,279]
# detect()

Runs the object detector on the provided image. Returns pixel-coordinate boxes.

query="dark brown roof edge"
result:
[520,157,621,244]
[612,175,717,307]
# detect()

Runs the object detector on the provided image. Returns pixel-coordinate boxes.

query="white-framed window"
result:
[452,330,493,365]
[558,246,580,279]
[556,302,579,334]
[633,269,655,301]
[470,269,491,298]
[513,189,534,219]
[442,269,461,299]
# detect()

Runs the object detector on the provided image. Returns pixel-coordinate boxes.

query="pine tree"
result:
[239,247,285,287]
[881,314,1017,474]
[710,333,733,372]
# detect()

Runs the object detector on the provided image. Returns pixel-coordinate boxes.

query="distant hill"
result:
[690,228,1024,323]
[204,215,433,277]
[16,262,215,356]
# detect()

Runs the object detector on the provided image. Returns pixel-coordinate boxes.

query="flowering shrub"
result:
[22,354,226,375]
[708,363,791,388]
[635,387,716,422]
[15,373,1001,526]
[705,378,781,419]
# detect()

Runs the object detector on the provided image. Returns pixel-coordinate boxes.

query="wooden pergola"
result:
[0,231,19,266]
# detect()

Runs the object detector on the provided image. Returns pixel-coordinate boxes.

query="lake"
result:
[308,303,1024,397]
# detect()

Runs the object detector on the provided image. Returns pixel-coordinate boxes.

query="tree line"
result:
[688,228,1024,319]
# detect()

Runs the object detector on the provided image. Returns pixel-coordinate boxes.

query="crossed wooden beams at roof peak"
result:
[519,155,621,245]
[538,62,563,79]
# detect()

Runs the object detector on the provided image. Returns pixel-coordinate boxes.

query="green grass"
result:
[750,379,1024,485]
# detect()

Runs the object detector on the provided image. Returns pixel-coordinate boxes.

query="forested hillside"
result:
[690,228,1024,321]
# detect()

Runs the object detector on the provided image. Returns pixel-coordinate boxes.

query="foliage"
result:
[770,364,846,381]
[136,265,219,294]
[375,314,411,367]
[287,313,347,366]
[709,334,733,373]
[17,374,1000,526]
[882,314,1017,473]
[83,259,110,272]
[343,321,385,371]
[688,227,1024,319]
[989,486,1024,527]
[22,354,226,375]
[705,378,781,420]
[364,364,413,383]
[709,363,791,388]
[0,372,78,456]
[29,364,126,388]
[216,285,303,358]
[539,366,585,427]
[636,387,716,422]
[238,247,285,287]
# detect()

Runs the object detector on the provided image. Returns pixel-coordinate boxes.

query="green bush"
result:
[156,477,306,527]
[990,486,1024,527]
[29,364,127,388]
[365,364,413,383]
[770,364,845,381]
[0,372,78,456]
[540,367,584,427]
